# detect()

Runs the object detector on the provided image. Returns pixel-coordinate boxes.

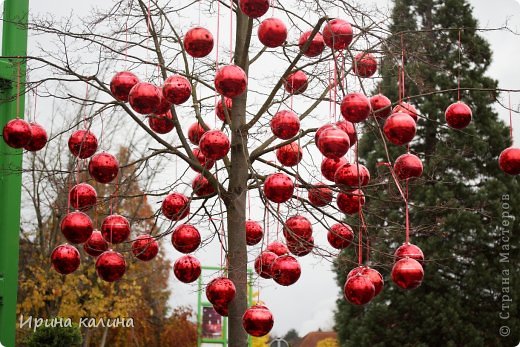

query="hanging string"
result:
[32,86,38,123]
[405,178,410,243]
[457,29,462,101]
[16,61,21,118]
[214,0,222,125]
[508,92,513,144]
[276,203,280,240]
[229,0,234,63]
[399,34,405,103]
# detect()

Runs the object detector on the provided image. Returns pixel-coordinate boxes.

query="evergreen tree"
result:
[334,0,519,346]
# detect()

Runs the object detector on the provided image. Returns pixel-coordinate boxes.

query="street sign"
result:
[269,338,289,347]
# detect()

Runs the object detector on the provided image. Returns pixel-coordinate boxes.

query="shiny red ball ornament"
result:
[213,304,229,317]
[335,120,357,146]
[315,123,333,145]
[308,184,333,207]
[60,211,93,244]
[353,52,377,78]
[69,183,97,210]
[334,163,370,187]
[317,127,350,159]
[192,173,216,197]
[101,214,131,244]
[132,234,159,261]
[154,93,173,115]
[216,97,233,123]
[370,94,392,119]
[242,305,274,337]
[347,266,384,296]
[321,157,348,182]
[110,71,139,102]
[162,192,190,221]
[337,189,365,215]
[184,27,214,58]
[96,250,126,282]
[340,92,371,123]
[499,147,520,175]
[246,220,264,246]
[199,130,230,160]
[327,223,354,249]
[88,152,119,184]
[191,147,215,172]
[2,118,31,149]
[393,102,418,122]
[263,173,294,203]
[149,111,174,134]
[239,0,270,18]
[344,274,375,305]
[272,255,301,286]
[445,101,472,129]
[206,277,236,307]
[283,215,312,241]
[276,142,302,167]
[51,244,80,274]
[214,65,247,98]
[270,110,300,139]
[394,242,425,264]
[172,224,201,254]
[68,129,98,159]
[174,255,201,283]
[258,18,287,48]
[298,31,325,57]
[394,153,423,179]
[322,19,353,50]
[83,230,109,257]
[383,112,417,146]
[287,236,314,257]
[163,75,192,105]
[24,122,48,151]
[188,122,206,145]
[128,82,161,114]
[267,241,288,256]
[392,258,424,289]
[254,251,278,278]
[284,70,308,95]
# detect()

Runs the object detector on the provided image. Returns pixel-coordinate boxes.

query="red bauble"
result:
[155,93,173,115]
[110,71,139,102]
[287,236,314,257]
[174,255,201,283]
[334,163,370,187]
[24,123,48,151]
[393,102,418,122]
[188,122,206,145]
[394,153,423,179]
[263,173,294,203]
[199,130,230,160]
[172,224,201,253]
[347,266,384,296]
[337,189,365,215]
[270,110,300,139]
[258,18,287,48]
[284,70,308,95]
[69,183,97,210]
[383,112,417,146]
[323,19,353,50]
[283,215,313,241]
[267,241,289,256]
[308,184,333,207]
[132,234,159,261]
[315,123,333,145]
[214,65,247,98]
[254,251,278,278]
[68,129,98,159]
[335,120,357,146]
[88,152,119,184]
[128,82,161,114]
[83,230,109,257]
[246,220,264,246]
[184,27,214,58]
[394,242,424,264]
[101,214,131,244]
[321,157,348,182]
[445,101,472,129]
[192,173,216,197]
[391,258,424,289]
[60,211,93,244]
[213,304,229,317]
[96,250,126,282]
[327,223,354,249]
[340,92,371,123]
[242,305,274,337]
[2,118,31,149]
[317,127,350,159]
[163,75,192,105]
[344,274,375,305]
[206,277,236,307]
[499,147,520,175]
[298,31,325,57]
[276,142,303,167]
[216,97,233,123]
[191,147,215,172]
[239,0,270,18]
[162,192,190,221]
[272,255,301,286]
[149,111,174,134]
[353,52,378,78]
[51,244,80,274]
[370,94,392,119]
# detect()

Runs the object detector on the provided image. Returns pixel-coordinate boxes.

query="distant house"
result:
[295,331,339,347]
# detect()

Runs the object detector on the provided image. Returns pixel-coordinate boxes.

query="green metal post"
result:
[0,1,30,346]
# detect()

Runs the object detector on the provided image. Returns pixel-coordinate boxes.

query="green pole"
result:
[0,1,30,346]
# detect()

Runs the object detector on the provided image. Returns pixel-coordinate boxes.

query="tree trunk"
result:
[99,326,109,347]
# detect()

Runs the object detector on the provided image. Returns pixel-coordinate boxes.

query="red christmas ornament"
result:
[298,31,325,57]
[214,65,247,98]
[337,189,365,215]
[321,157,348,182]
[88,152,119,184]
[199,130,230,160]
[315,123,333,145]
[154,93,173,115]
[242,305,274,337]
[335,120,357,146]
[191,147,215,172]
[263,173,294,203]
[308,184,333,207]
[370,94,392,119]
[149,111,174,134]
[83,230,109,257]
[239,0,270,18]
[246,220,264,246]
[24,122,48,151]
[132,234,159,261]
[188,122,206,145]
[101,214,131,244]
[254,251,278,278]
[394,153,423,179]
[393,102,418,122]
[284,70,308,95]
[445,101,472,129]
[128,82,161,114]
[334,163,370,187]
[322,19,353,50]
[96,250,126,282]
[184,27,214,58]
[162,192,190,221]
[340,92,371,123]
[499,147,520,175]
[283,215,312,241]
[287,236,314,257]
[317,127,350,159]
[51,244,80,274]
[394,242,424,265]
[206,277,236,307]
[213,304,229,317]
[68,129,98,159]
[353,52,377,78]
[69,183,97,210]
[327,223,354,249]
[60,211,93,244]
[344,274,375,305]
[391,258,424,289]
[270,110,300,139]
[347,266,384,296]
[163,75,192,105]
[267,241,289,256]
[192,173,216,197]
[174,255,202,283]
[110,71,139,102]
[172,224,201,253]
[276,142,303,167]
[216,97,233,123]
[2,118,31,149]
[272,255,301,286]
[383,112,417,146]
[258,18,287,48]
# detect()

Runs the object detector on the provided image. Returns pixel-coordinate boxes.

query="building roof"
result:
[296,331,338,347]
